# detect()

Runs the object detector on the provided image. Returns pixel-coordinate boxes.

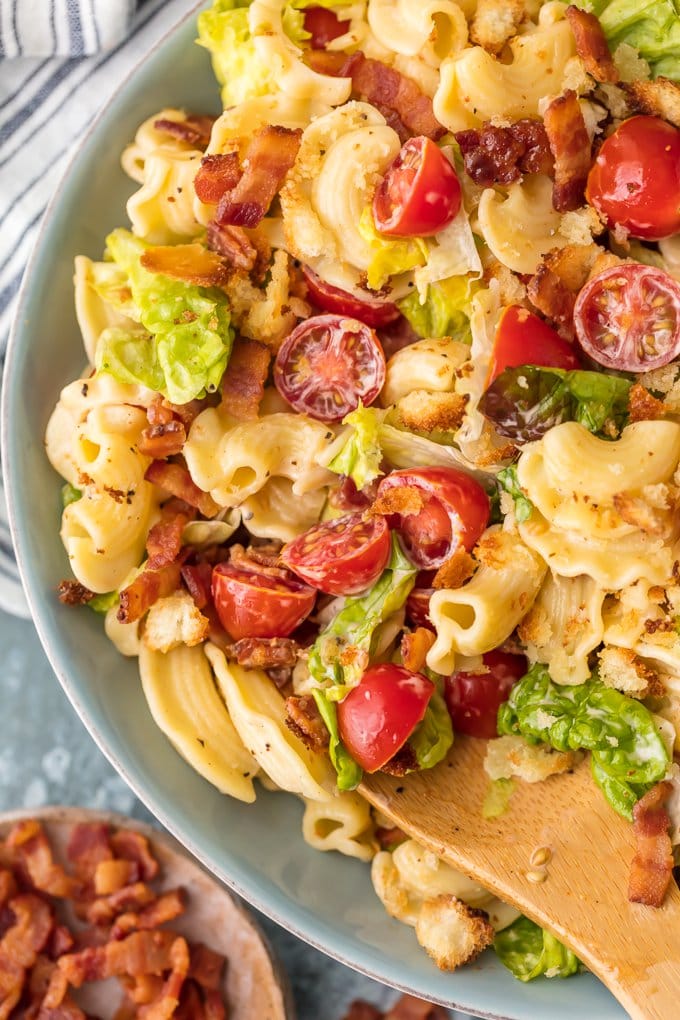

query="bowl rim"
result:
[0,9,603,1020]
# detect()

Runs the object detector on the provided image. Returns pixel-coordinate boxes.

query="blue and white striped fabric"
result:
[0,0,195,616]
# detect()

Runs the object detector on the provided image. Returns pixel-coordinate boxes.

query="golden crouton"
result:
[597,646,665,699]
[470,0,526,55]
[224,250,309,350]
[623,77,680,128]
[485,735,582,783]
[415,894,494,971]
[143,591,210,653]
[396,390,468,433]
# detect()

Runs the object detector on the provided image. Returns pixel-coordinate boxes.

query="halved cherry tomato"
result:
[281,513,390,596]
[487,305,581,384]
[211,563,315,640]
[376,467,490,569]
[574,263,680,372]
[337,664,434,772]
[586,116,680,241]
[444,650,527,739]
[303,6,350,48]
[373,137,462,237]
[274,314,386,422]
[302,266,400,328]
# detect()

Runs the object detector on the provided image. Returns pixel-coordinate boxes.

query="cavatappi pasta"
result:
[47,0,680,985]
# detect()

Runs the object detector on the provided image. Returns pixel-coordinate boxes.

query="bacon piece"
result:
[86,883,155,929]
[342,1003,383,1020]
[328,476,378,512]
[628,383,667,422]
[145,461,220,520]
[194,152,242,205]
[565,5,618,84]
[6,822,79,899]
[111,889,185,941]
[66,824,112,886]
[543,90,591,212]
[206,222,257,272]
[0,896,53,1007]
[455,119,553,187]
[138,421,186,459]
[203,987,227,1020]
[181,563,213,611]
[94,860,139,897]
[311,51,444,141]
[527,243,602,336]
[177,981,207,1020]
[56,581,94,606]
[628,781,674,907]
[215,126,302,228]
[386,994,450,1020]
[140,243,229,288]
[58,930,178,986]
[375,826,406,850]
[401,628,435,673]
[109,832,159,884]
[188,944,225,991]
[226,637,299,669]
[47,925,75,962]
[285,695,329,752]
[118,556,184,624]
[219,338,271,421]
[135,936,189,1019]
[228,544,288,580]
[0,871,16,909]
[153,116,216,150]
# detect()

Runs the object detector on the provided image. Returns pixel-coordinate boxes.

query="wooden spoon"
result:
[360,736,680,1020]
[0,807,293,1020]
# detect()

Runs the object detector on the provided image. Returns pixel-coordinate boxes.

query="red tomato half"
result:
[574,263,680,372]
[274,314,386,422]
[338,664,435,772]
[487,305,581,384]
[373,137,462,237]
[281,513,391,596]
[302,266,400,328]
[303,6,350,48]
[211,563,315,640]
[376,467,490,569]
[586,116,680,240]
[444,650,527,739]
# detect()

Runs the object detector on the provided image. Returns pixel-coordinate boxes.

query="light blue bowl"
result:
[1,7,625,1019]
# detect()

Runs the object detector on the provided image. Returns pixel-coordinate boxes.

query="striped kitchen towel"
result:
[0,0,196,617]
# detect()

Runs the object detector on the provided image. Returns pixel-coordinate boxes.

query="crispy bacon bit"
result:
[137,935,189,1018]
[109,832,159,884]
[214,126,302,228]
[543,90,592,213]
[194,152,242,205]
[189,943,224,991]
[226,637,299,669]
[66,824,112,885]
[206,222,257,272]
[86,883,156,928]
[401,628,435,673]
[219,338,271,421]
[146,461,220,520]
[628,781,674,907]
[138,419,186,459]
[6,822,79,899]
[375,826,406,850]
[328,476,378,512]
[432,549,476,591]
[111,889,185,941]
[58,930,179,986]
[455,119,553,187]
[0,870,16,908]
[565,5,618,84]
[228,544,288,580]
[381,743,419,777]
[628,383,667,422]
[527,243,602,336]
[311,51,445,141]
[93,860,138,897]
[153,115,216,150]
[56,581,94,606]
[370,486,425,519]
[48,924,75,960]
[2,894,53,965]
[118,561,183,626]
[140,243,229,288]
[285,695,330,752]
[385,994,450,1020]
[342,1004,383,1020]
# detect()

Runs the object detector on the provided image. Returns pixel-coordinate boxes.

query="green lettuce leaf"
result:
[494,917,580,982]
[311,688,363,791]
[397,275,476,341]
[197,0,309,107]
[479,366,631,443]
[96,230,233,404]
[88,261,140,320]
[409,690,454,770]
[308,536,417,698]
[327,405,385,490]
[61,483,82,508]
[497,664,670,819]
[358,208,428,291]
[577,0,680,80]
[497,465,534,524]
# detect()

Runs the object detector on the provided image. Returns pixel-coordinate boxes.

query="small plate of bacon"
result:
[0,807,292,1019]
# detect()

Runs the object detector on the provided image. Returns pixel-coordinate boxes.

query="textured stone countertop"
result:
[0,608,466,1020]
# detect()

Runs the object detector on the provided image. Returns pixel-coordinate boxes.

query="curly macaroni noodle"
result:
[367,0,468,67]
[302,793,376,861]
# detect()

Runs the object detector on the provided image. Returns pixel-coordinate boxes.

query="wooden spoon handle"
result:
[360,738,680,1018]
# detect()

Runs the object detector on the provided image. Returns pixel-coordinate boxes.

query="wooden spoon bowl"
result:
[0,807,293,1020]
[361,737,680,1020]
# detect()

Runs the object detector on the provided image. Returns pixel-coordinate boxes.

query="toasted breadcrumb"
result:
[597,646,665,699]
[432,549,476,591]
[470,0,526,55]
[485,735,581,783]
[143,591,210,653]
[401,628,436,673]
[415,895,494,971]
[370,485,424,518]
[623,77,680,127]
[628,383,668,422]
[396,391,468,433]
[224,250,309,350]
[613,487,677,539]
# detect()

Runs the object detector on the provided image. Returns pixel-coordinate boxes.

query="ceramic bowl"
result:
[1,5,625,1018]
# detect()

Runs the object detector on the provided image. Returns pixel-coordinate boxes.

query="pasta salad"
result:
[47,0,680,985]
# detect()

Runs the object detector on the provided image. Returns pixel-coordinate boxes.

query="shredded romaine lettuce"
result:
[498,664,670,819]
[497,465,534,523]
[61,483,82,508]
[88,591,119,614]
[96,230,233,405]
[494,917,580,982]
[311,688,363,791]
[358,207,428,291]
[327,405,385,490]
[397,275,476,341]
[577,0,680,80]
[409,691,454,770]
